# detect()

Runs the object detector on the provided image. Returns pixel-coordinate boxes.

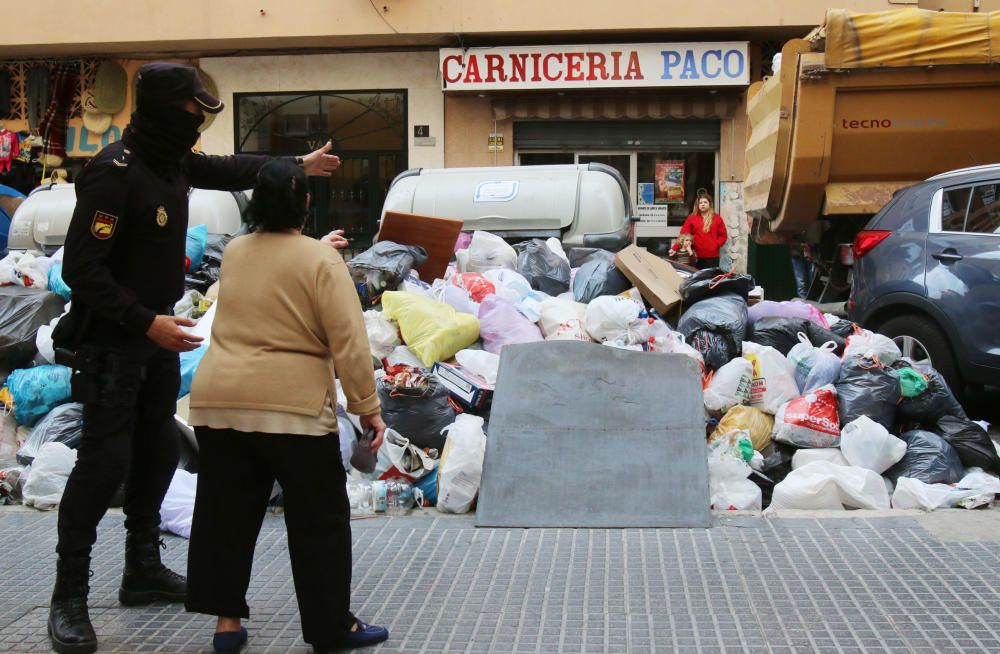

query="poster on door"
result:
[655,160,685,204]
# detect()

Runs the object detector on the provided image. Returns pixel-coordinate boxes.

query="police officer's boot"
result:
[48,556,98,654]
[118,528,186,605]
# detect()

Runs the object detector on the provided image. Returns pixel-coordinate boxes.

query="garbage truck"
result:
[744,8,1000,302]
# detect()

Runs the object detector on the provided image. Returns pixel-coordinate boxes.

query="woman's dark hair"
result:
[246,159,309,232]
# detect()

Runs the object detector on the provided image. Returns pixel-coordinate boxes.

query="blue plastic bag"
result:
[178,344,208,399]
[186,224,208,272]
[48,263,72,300]
[413,466,439,507]
[7,365,73,426]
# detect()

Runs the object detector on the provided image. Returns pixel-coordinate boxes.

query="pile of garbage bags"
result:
[704,297,1000,512]
[3,225,997,522]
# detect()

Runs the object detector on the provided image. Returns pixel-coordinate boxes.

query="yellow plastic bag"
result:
[710,405,774,452]
[381,291,481,368]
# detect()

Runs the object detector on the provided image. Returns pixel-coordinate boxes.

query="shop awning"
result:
[491,94,741,121]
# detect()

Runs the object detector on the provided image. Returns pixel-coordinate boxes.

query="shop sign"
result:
[440,42,748,91]
[488,132,504,153]
[636,183,669,225]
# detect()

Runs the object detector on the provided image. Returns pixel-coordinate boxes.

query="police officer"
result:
[48,63,343,654]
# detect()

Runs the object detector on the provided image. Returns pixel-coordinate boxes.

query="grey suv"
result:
[848,164,1000,391]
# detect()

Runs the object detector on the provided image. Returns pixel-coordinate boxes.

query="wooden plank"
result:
[377,211,465,283]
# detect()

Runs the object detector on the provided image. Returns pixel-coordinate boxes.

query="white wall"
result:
[198,51,443,168]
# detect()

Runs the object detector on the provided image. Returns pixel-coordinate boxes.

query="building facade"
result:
[4,0,991,263]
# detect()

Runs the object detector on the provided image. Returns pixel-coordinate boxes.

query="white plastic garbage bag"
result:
[786,333,840,393]
[707,432,762,511]
[437,414,488,514]
[35,308,69,365]
[704,358,753,413]
[791,448,849,470]
[839,416,907,474]
[742,341,799,415]
[772,385,841,448]
[463,231,517,273]
[431,280,481,316]
[160,469,197,539]
[454,349,500,386]
[891,476,987,511]
[584,296,645,345]
[0,251,49,289]
[22,442,77,510]
[843,328,901,365]
[385,346,426,369]
[482,268,532,299]
[768,461,890,511]
[957,468,1000,494]
[364,310,401,360]
[538,297,590,342]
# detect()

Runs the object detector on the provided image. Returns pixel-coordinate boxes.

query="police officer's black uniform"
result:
[48,63,279,654]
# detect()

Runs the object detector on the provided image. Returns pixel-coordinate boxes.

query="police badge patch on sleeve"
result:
[91,211,119,239]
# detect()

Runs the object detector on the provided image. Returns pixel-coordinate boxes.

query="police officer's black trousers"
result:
[185,427,354,645]
[56,341,181,558]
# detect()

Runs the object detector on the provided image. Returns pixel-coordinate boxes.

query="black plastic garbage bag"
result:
[566,247,608,268]
[827,319,857,338]
[0,286,66,370]
[377,376,455,451]
[184,233,235,293]
[897,363,967,423]
[677,293,750,372]
[835,355,900,429]
[753,442,796,509]
[570,250,631,303]
[15,402,83,465]
[932,416,1000,474]
[514,239,570,295]
[679,267,755,304]
[885,429,965,485]
[749,316,846,356]
[348,241,428,306]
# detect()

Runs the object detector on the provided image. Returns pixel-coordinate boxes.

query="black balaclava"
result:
[122,94,204,175]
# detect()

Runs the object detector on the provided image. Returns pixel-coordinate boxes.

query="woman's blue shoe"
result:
[342,620,389,648]
[314,619,389,651]
[213,627,248,654]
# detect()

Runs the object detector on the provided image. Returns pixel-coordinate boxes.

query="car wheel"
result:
[877,314,962,392]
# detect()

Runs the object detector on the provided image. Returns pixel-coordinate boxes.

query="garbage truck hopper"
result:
[745,9,1000,262]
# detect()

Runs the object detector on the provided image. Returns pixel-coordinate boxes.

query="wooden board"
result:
[377,211,465,283]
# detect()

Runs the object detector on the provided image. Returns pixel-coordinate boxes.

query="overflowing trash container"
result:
[1,218,998,527]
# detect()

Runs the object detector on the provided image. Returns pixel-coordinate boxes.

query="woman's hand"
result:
[320,229,349,249]
[301,141,342,177]
[360,412,387,454]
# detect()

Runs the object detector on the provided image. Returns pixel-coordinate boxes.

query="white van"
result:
[8,183,246,254]
[381,163,636,251]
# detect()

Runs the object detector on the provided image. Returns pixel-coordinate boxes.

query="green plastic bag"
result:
[898,367,928,398]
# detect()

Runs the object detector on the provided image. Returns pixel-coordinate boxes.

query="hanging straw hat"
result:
[195,67,220,132]
[81,90,113,135]
[94,61,128,114]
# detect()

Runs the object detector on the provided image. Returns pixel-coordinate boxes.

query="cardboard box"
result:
[613,245,684,315]
[377,211,465,282]
[432,361,494,410]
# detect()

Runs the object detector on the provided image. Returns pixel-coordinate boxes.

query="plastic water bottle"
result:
[384,478,414,516]
[346,480,374,517]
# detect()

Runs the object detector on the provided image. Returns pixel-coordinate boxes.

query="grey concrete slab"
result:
[477,341,710,528]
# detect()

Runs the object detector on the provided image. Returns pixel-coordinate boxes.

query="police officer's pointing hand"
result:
[300,141,342,177]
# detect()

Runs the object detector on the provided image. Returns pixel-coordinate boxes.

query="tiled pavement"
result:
[2,509,1000,653]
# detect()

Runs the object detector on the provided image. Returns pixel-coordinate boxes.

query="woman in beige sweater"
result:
[185,160,389,653]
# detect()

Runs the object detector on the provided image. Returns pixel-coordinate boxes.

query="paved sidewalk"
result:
[2,508,1000,653]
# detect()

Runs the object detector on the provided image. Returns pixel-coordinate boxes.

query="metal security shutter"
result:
[514,120,720,151]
